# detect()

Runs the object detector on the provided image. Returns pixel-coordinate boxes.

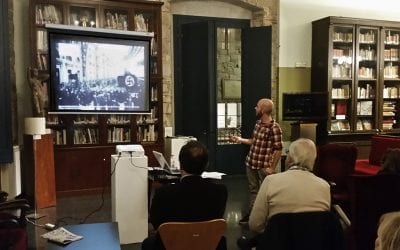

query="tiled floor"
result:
[27,175,253,250]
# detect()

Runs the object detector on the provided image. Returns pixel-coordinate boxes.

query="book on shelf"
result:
[385,31,400,45]
[383,86,400,98]
[336,101,347,115]
[356,119,363,130]
[357,84,374,99]
[333,32,352,42]
[359,67,375,78]
[332,86,349,99]
[331,120,350,131]
[383,110,396,116]
[53,129,66,145]
[36,4,62,25]
[384,64,399,78]
[357,101,373,115]
[384,48,399,61]
[362,120,372,130]
[359,31,376,44]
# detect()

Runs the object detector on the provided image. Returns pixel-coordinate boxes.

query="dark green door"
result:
[216,26,272,174]
[181,21,217,169]
[178,19,271,174]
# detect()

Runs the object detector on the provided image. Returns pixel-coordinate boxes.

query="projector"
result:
[116,144,145,157]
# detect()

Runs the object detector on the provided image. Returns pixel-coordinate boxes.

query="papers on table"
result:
[201,171,226,180]
[41,227,83,245]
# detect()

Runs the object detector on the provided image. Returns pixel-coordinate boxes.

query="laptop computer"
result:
[152,151,181,175]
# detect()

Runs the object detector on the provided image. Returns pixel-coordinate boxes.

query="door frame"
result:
[173,15,250,135]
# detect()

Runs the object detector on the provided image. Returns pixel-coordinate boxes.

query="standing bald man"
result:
[231,98,283,224]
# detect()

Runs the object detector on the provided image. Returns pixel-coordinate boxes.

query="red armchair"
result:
[0,191,30,250]
[348,174,400,250]
[355,135,400,175]
[314,142,357,213]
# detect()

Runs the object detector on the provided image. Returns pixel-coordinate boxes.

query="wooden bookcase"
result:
[311,16,400,142]
[29,0,163,196]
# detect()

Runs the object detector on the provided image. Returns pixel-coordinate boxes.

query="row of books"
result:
[332,48,352,58]
[47,115,61,126]
[384,48,399,61]
[383,86,400,98]
[332,65,352,78]
[359,31,376,44]
[151,86,158,102]
[35,4,62,25]
[383,101,398,116]
[36,30,48,51]
[104,11,128,31]
[73,116,98,125]
[333,32,352,43]
[107,115,130,125]
[356,119,373,130]
[357,84,375,99]
[358,67,375,78]
[107,128,131,143]
[137,107,158,124]
[73,128,98,144]
[332,85,350,99]
[383,119,397,130]
[137,125,157,142]
[359,48,376,61]
[385,31,400,45]
[331,120,350,131]
[36,53,48,71]
[384,65,399,79]
[331,119,397,131]
[53,129,67,145]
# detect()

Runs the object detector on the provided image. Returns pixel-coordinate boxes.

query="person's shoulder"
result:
[311,173,331,188]
[271,120,282,129]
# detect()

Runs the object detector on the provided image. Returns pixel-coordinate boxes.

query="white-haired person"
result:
[237,138,331,249]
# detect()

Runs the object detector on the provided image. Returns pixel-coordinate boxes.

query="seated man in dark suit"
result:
[142,141,228,250]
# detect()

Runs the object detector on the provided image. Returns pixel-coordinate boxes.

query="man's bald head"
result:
[257,98,274,115]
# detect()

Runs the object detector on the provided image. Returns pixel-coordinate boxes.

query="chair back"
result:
[314,143,357,210]
[314,143,357,187]
[349,174,400,250]
[256,211,344,250]
[158,219,226,250]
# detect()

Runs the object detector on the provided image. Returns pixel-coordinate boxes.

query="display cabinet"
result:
[29,0,164,195]
[312,16,400,141]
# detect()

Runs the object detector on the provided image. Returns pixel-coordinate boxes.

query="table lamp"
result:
[24,117,46,140]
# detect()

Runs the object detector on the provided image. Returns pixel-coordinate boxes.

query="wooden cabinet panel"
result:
[23,134,56,208]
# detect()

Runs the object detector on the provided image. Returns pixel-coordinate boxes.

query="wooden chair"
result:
[158,219,227,250]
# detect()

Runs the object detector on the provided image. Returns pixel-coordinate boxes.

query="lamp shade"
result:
[24,117,46,135]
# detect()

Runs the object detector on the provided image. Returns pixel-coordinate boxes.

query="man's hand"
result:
[262,167,274,175]
[230,136,241,143]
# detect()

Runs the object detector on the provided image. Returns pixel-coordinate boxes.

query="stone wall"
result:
[8,0,17,145]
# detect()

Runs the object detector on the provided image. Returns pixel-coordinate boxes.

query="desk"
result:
[47,222,120,250]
